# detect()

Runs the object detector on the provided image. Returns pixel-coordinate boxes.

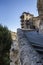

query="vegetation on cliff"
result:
[0,24,12,65]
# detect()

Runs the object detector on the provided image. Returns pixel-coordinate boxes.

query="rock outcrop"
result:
[10,32,21,65]
[17,29,42,65]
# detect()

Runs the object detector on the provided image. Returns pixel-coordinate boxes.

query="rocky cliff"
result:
[10,32,21,65]
[17,29,43,65]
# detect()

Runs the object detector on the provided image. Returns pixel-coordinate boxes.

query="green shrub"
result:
[0,24,12,65]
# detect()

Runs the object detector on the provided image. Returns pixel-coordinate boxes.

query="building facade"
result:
[20,12,41,31]
[20,12,34,30]
[37,0,43,17]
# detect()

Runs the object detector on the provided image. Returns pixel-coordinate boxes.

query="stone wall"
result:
[17,29,42,65]
[37,0,43,16]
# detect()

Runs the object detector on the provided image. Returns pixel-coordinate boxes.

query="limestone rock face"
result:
[10,41,20,65]
[10,40,21,65]
[10,32,21,65]
[17,29,42,65]
[37,0,43,16]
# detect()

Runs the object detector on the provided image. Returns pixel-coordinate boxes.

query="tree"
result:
[0,24,12,65]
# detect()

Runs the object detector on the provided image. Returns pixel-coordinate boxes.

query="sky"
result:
[0,0,38,32]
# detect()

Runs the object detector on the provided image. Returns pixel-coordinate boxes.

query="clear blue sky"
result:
[0,0,38,32]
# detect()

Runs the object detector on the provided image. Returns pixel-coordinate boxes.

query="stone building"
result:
[20,12,41,31]
[37,0,43,16]
[20,0,43,32]
[37,0,43,33]
[20,12,34,30]
[33,16,41,30]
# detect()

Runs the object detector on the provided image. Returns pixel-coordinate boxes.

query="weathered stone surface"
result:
[11,32,17,40]
[10,31,21,65]
[17,29,42,65]
[37,0,43,16]
[10,39,21,65]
